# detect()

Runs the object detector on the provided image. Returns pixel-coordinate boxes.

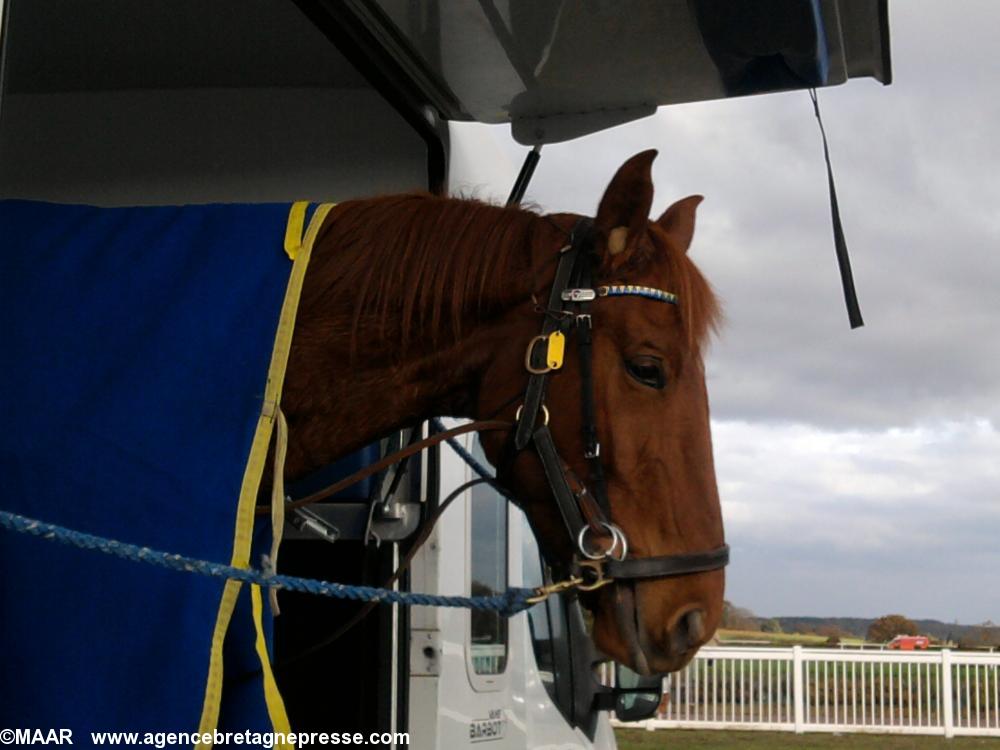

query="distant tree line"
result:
[718,602,1000,647]
[955,625,1000,649]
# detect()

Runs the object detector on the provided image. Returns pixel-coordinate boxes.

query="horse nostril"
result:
[670,608,707,654]
[684,609,706,643]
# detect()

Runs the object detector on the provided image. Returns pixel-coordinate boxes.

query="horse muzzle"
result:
[608,581,714,676]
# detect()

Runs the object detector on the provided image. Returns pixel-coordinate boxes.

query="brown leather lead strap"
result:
[255,419,512,516]
[531,424,591,542]
[561,462,609,535]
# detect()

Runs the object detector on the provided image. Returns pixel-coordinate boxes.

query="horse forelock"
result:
[670,250,722,355]
[610,224,722,356]
[639,220,721,355]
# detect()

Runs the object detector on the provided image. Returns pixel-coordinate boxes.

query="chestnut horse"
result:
[282,150,725,675]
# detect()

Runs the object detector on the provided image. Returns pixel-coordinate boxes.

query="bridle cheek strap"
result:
[514,241,578,451]
[531,424,589,540]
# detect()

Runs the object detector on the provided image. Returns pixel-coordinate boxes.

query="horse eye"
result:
[625,356,666,389]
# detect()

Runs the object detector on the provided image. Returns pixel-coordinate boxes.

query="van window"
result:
[522,529,556,689]
[469,444,508,675]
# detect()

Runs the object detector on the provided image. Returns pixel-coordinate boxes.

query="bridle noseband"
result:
[507,218,729,600]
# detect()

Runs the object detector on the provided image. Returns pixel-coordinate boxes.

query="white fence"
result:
[632,646,1000,738]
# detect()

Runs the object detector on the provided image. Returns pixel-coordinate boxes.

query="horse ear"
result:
[595,150,657,264]
[656,195,703,254]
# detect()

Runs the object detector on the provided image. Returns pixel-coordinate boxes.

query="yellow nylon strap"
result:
[196,202,335,748]
[251,584,294,748]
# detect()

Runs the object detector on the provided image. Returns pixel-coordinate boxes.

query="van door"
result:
[408,431,614,750]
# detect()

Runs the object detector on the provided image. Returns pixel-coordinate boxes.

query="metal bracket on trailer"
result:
[283,501,422,543]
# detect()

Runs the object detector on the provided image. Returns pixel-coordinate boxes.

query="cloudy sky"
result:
[453,1,998,624]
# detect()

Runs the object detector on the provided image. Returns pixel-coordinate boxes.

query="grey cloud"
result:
[714,419,999,622]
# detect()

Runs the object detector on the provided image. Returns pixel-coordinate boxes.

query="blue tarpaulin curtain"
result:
[0,200,330,743]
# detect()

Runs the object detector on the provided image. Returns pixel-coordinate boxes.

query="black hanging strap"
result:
[507,145,542,206]
[810,89,864,330]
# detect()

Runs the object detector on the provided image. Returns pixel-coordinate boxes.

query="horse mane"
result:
[314,192,540,351]
[311,191,720,355]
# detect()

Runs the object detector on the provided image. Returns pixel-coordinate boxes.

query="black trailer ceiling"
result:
[0,0,441,203]
[2,0,367,92]
[0,0,892,202]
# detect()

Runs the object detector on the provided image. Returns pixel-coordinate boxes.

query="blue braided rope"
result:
[598,284,678,305]
[0,509,535,616]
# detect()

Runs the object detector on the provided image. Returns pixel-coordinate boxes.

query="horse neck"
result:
[282,195,559,479]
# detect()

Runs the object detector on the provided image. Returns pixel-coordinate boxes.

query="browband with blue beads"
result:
[598,284,678,304]
[560,285,679,305]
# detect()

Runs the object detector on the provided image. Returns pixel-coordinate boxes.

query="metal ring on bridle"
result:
[524,334,553,375]
[515,403,549,426]
[577,522,628,561]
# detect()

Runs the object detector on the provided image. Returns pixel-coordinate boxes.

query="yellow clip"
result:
[575,559,613,592]
[525,561,613,604]
[546,331,565,370]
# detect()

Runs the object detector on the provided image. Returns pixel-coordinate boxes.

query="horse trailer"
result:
[0,2,890,749]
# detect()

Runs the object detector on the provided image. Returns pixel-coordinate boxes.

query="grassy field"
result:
[616,728,1000,749]
[717,629,866,647]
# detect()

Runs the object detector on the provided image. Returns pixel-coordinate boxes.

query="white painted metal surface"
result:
[618,646,1000,738]
[407,425,615,750]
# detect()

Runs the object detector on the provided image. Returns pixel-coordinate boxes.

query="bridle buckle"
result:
[524,332,566,374]
[560,288,596,303]
[515,403,549,426]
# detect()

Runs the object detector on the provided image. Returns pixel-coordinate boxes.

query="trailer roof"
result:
[324,0,891,144]
[2,1,890,150]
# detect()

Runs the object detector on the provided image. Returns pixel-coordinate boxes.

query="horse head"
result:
[285,150,724,674]
[478,150,725,675]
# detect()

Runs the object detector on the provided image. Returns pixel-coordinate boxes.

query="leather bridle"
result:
[507,218,729,599]
[250,215,729,667]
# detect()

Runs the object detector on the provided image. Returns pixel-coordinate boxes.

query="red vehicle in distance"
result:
[887,635,931,650]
